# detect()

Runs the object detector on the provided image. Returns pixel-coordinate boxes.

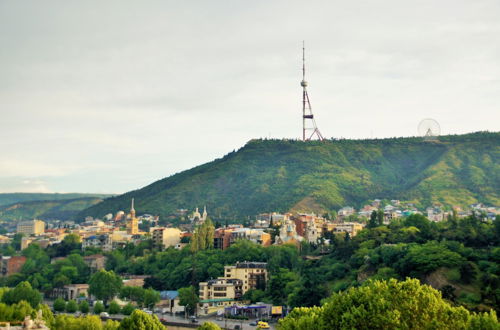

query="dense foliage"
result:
[82,132,499,219]
[0,210,498,317]
[278,278,499,330]
[100,213,499,313]
[118,310,166,330]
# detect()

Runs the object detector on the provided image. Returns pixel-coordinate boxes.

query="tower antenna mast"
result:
[301,41,324,141]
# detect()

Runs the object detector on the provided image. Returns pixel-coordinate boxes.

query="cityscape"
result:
[1,1,499,329]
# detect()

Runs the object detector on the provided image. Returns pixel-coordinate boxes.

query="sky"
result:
[1,0,499,194]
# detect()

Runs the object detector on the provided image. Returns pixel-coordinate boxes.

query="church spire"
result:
[130,198,136,218]
[202,205,207,220]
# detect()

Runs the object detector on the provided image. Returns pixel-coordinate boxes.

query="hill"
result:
[0,193,112,207]
[0,194,112,221]
[81,132,499,220]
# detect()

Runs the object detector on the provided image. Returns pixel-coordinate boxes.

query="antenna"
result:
[301,41,324,141]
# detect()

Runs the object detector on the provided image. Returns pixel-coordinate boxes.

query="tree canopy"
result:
[88,269,122,302]
[278,278,499,330]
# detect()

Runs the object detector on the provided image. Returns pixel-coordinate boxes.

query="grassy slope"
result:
[81,132,499,220]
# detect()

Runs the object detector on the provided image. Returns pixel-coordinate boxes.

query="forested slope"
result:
[81,132,499,220]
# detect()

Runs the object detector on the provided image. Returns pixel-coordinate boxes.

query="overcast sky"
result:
[1,0,499,194]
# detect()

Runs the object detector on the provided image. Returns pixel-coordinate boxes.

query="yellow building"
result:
[198,278,243,315]
[126,199,139,235]
[17,220,45,235]
[151,227,181,249]
[331,222,364,237]
[223,261,267,294]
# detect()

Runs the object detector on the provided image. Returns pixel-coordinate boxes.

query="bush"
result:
[121,303,135,315]
[53,298,66,312]
[198,322,222,330]
[108,301,121,314]
[65,300,78,313]
[93,301,105,314]
[79,300,90,313]
[2,281,42,308]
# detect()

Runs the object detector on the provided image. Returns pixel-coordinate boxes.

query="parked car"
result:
[257,321,270,329]
[100,312,110,318]
[249,321,258,326]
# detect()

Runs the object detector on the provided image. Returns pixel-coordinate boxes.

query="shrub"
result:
[66,300,78,313]
[93,301,105,314]
[53,298,66,312]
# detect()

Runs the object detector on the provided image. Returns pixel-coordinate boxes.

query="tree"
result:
[242,289,266,304]
[121,303,135,316]
[89,269,122,303]
[39,303,55,328]
[120,286,144,303]
[66,299,78,313]
[11,300,33,322]
[79,300,90,313]
[2,281,42,308]
[278,278,499,329]
[118,310,166,330]
[367,210,378,228]
[190,219,215,252]
[52,314,116,330]
[93,301,105,314]
[142,288,160,309]
[198,322,222,330]
[377,209,384,226]
[53,298,66,312]
[108,300,121,314]
[178,286,199,315]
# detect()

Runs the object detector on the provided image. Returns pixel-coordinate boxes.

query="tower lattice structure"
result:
[301,42,324,141]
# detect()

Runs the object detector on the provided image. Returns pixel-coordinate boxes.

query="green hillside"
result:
[0,193,112,207]
[0,196,110,221]
[81,132,499,220]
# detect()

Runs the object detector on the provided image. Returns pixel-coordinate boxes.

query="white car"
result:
[100,312,110,317]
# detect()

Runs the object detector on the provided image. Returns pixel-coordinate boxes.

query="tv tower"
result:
[301,41,324,141]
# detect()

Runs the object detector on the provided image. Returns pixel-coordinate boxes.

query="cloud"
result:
[0,0,499,193]
[0,178,52,193]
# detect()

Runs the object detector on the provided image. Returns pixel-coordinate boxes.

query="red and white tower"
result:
[301,42,324,141]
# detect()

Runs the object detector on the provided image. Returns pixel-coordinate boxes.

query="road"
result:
[52,309,277,329]
[156,313,277,330]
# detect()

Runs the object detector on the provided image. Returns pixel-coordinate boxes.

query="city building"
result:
[83,254,107,272]
[304,220,319,243]
[427,207,445,222]
[82,234,112,251]
[214,227,236,250]
[198,278,243,315]
[127,199,139,235]
[189,206,208,224]
[338,207,356,220]
[51,284,89,300]
[275,220,303,246]
[0,256,27,276]
[21,236,35,250]
[151,227,181,249]
[331,222,365,237]
[223,261,267,294]
[229,228,271,248]
[17,220,45,235]
[158,291,184,314]
[0,235,11,245]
